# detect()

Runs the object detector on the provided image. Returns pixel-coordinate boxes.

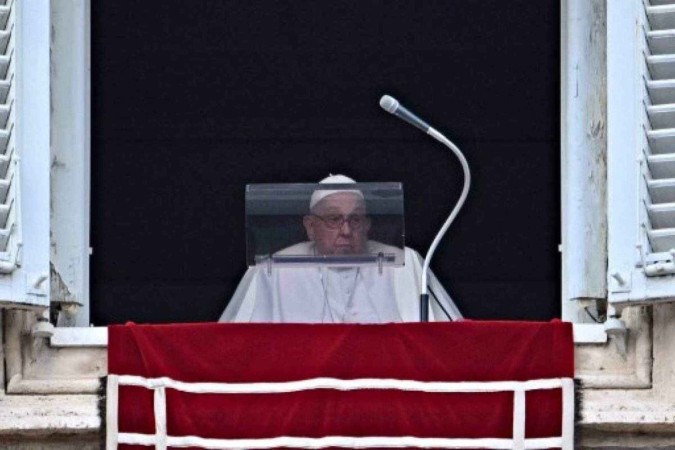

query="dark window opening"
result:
[91,1,561,325]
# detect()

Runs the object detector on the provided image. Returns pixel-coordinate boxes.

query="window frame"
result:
[46,0,650,347]
[561,0,611,343]
[50,0,92,327]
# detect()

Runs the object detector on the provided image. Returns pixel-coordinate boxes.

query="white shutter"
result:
[0,0,17,273]
[608,0,675,307]
[645,2,675,267]
[0,0,50,309]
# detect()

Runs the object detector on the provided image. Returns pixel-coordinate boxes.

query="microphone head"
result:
[379,95,399,114]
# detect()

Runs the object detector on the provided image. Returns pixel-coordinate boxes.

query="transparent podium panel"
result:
[246,182,405,268]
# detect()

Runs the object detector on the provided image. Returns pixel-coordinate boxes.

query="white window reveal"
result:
[50,0,91,326]
[561,0,608,328]
[608,0,675,308]
[0,0,51,310]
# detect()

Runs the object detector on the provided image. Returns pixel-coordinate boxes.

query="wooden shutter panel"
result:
[607,0,675,306]
[0,0,17,272]
[0,0,51,310]
[642,1,675,274]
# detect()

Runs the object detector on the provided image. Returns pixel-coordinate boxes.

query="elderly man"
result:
[219,175,461,323]
[304,188,371,256]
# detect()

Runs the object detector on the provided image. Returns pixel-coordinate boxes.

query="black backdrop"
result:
[91,1,560,325]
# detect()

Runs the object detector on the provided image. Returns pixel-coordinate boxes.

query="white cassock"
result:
[219,241,462,323]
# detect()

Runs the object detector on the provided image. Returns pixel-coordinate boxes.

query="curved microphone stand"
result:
[379,95,471,321]
[420,128,471,321]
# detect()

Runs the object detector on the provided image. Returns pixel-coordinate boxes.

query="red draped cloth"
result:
[108,321,574,449]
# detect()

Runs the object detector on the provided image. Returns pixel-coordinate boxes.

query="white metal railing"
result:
[106,375,575,450]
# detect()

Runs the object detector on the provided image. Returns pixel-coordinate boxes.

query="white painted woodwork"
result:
[607,0,675,305]
[50,0,91,325]
[0,0,51,309]
[0,0,20,273]
[50,326,107,347]
[643,2,675,257]
[561,0,607,322]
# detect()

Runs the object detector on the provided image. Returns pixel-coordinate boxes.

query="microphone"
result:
[379,95,431,133]
[379,94,472,322]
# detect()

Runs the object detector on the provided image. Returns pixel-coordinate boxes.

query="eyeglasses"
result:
[312,214,369,230]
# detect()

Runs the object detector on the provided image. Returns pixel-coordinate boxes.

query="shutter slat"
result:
[647,29,675,54]
[647,153,675,178]
[647,79,675,104]
[0,103,10,128]
[0,29,9,54]
[647,5,675,31]
[647,103,675,129]
[0,78,9,103]
[647,54,675,79]
[0,1,11,32]
[0,227,9,250]
[0,8,9,32]
[648,177,675,203]
[0,154,13,200]
[0,128,11,154]
[646,128,675,153]
[648,202,675,228]
[0,202,9,227]
[0,54,10,80]
[648,228,675,252]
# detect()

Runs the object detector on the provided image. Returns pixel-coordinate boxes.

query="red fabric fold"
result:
[108,321,573,449]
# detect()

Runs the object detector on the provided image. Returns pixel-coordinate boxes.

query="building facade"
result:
[3,0,675,448]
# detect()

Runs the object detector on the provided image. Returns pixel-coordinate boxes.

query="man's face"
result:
[303,192,371,255]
